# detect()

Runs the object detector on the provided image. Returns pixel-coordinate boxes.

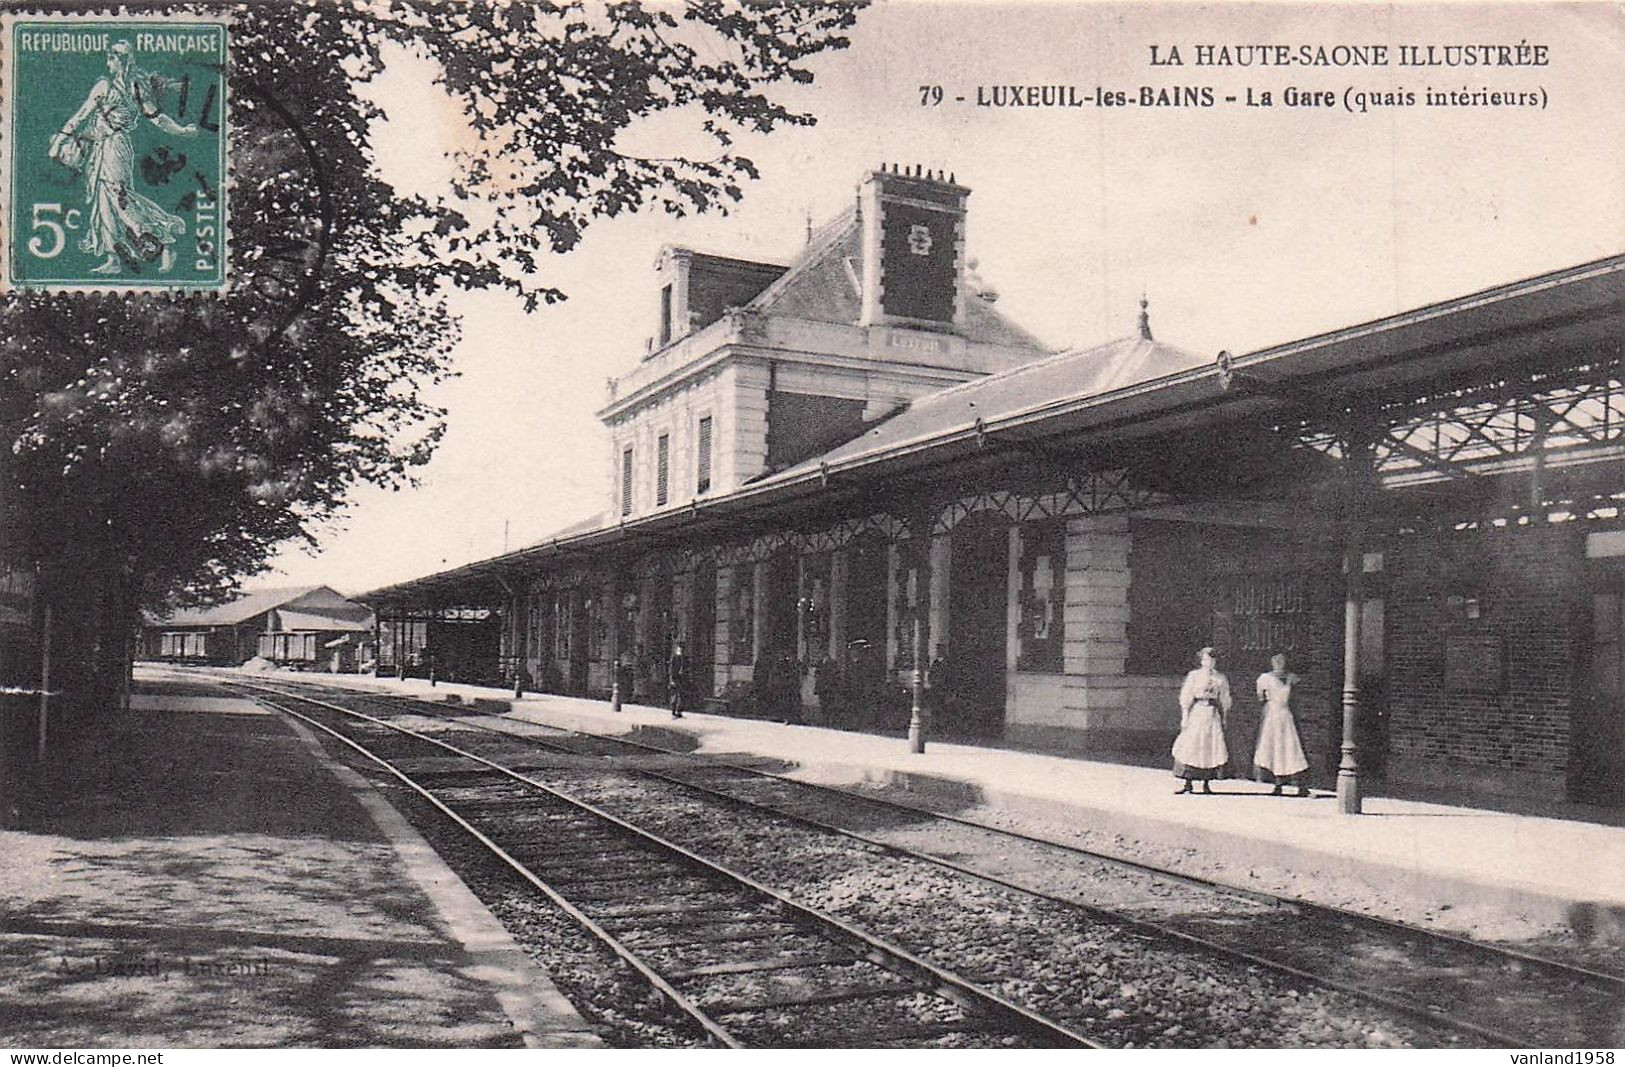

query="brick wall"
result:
[1384,523,1582,798]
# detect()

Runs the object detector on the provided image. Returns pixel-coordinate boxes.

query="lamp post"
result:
[611,654,623,713]
[1337,527,1365,814]
[907,613,926,754]
[1337,423,1375,816]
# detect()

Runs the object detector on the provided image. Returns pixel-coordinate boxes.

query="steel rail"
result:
[316,678,1624,990]
[237,681,1099,1049]
[593,753,1544,1047]
[634,745,1625,990]
[247,689,743,1048]
[251,676,1624,1048]
[338,694,1531,1047]
[412,684,1625,986]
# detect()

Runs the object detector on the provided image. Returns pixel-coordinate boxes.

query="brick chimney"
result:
[857,165,969,331]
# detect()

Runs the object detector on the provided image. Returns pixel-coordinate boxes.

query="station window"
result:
[526,591,546,661]
[657,433,670,506]
[1128,529,1215,676]
[620,446,634,516]
[800,554,831,660]
[554,597,571,661]
[258,632,315,662]
[696,415,712,494]
[161,631,206,658]
[660,283,673,346]
[586,592,606,662]
[1016,520,1066,672]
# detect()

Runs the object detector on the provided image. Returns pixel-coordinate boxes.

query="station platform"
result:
[0,671,600,1048]
[297,670,1625,948]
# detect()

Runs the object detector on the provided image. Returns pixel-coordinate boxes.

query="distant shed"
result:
[141,585,374,669]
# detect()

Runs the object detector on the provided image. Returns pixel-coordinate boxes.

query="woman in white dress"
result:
[1254,652,1311,796]
[1172,646,1231,794]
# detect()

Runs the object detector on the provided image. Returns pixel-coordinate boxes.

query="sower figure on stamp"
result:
[1254,652,1311,796]
[48,40,197,275]
[1173,646,1231,794]
[667,641,688,719]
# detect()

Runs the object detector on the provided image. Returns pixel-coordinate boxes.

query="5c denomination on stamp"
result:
[2,12,228,292]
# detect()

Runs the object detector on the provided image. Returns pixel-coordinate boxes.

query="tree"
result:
[0,0,863,705]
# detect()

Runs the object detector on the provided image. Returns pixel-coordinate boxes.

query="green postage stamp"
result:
[2,12,228,292]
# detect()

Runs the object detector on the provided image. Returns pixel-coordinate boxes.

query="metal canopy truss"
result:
[930,471,1167,536]
[1282,353,1625,489]
[1393,487,1625,536]
[378,605,495,622]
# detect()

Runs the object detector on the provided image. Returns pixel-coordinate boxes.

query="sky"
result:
[259,1,1625,596]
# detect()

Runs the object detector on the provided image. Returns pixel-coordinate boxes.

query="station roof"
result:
[741,203,1046,350]
[273,609,372,633]
[144,585,368,628]
[360,253,1625,606]
[772,332,1211,478]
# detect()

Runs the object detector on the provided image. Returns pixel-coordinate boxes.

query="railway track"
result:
[243,683,1095,1049]
[524,729,1625,1049]
[644,755,1625,1049]
[235,674,1625,1049]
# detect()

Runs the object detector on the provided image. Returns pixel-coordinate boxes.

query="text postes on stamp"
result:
[3,13,228,292]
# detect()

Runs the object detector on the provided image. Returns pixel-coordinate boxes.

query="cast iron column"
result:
[1337,421,1376,815]
[906,515,932,754]
[1337,532,1363,814]
[511,584,525,698]
[908,613,925,753]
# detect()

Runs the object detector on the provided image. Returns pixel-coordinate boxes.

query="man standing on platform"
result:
[668,641,688,719]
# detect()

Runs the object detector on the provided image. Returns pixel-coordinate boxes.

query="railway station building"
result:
[142,585,375,670]
[363,166,1625,808]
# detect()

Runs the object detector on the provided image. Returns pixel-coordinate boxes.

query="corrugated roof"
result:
[274,609,372,632]
[770,334,1212,478]
[144,586,325,627]
[544,511,610,540]
[143,585,374,628]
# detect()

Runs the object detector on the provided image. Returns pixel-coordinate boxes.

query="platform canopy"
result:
[360,254,1625,607]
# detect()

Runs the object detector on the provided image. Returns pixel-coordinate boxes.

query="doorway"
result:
[567,590,588,696]
[834,534,890,729]
[690,562,717,703]
[1576,575,1625,803]
[946,515,1010,738]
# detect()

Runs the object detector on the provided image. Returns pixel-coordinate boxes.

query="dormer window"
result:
[651,247,785,357]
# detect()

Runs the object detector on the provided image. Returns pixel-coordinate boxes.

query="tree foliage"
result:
[0,0,861,624]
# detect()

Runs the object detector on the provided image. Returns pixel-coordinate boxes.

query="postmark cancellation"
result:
[2,11,228,292]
